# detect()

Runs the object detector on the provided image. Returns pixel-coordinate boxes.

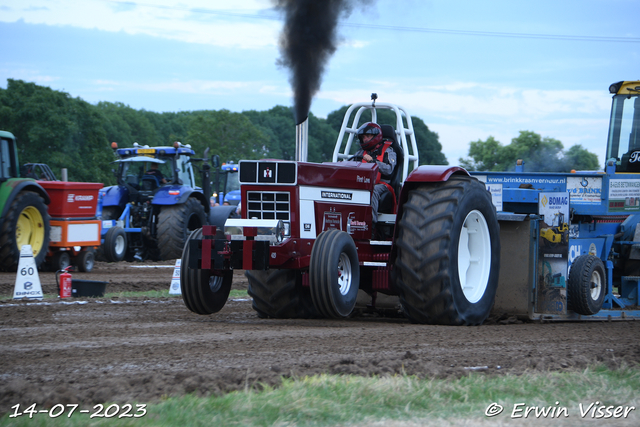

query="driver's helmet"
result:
[357,122,383,151]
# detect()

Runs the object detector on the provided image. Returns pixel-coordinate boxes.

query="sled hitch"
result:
[190,222,279,271]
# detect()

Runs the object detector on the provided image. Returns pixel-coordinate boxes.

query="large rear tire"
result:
[180,228,232,315]
[309,229,360,318]
[568,254,605,315]
[157,198,206,260]
[0,191,50,271]
[246,269,318,318]
[395,176,500,325]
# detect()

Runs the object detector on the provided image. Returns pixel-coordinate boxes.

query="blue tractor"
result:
[98,141,226,262]
[211,162,240,207]
[469,80,640,320]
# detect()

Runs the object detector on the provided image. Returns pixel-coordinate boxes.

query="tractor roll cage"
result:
[332,101,420,186]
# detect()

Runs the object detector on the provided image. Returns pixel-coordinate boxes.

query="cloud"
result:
[109,1,136,13]
[0,0,281,49]
[0,68,58,85]
[317,83,613,165]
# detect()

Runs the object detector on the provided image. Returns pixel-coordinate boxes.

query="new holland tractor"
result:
[98,142,236,262]
[180,97,501,325]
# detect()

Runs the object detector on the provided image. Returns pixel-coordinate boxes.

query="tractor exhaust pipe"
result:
[295,117,309,162]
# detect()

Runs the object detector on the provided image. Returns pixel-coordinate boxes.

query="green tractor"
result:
[0,130,51,271]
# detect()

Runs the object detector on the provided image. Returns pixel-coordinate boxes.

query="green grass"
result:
[2,366,638,427]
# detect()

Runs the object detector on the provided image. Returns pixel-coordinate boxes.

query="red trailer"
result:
[38,181,103,272]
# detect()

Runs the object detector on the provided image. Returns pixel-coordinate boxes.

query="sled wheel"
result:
[157,197,206,260]
[568,254,605,315]
[309,229,360,318]
[103,226,127,262]
[0,191,50,271]
[76,250,95,273]
[180,228,232,315]
[246,269,318,318]
[51,251,71,271]
[395,176,500,325]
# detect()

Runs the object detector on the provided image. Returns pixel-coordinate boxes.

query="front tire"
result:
[246,269,318,318]
[180,228,232,315]
[51,251,71,271]
[309,229,360,318]
[0,191,51,271]
[76,250,95,272]
[568,255,605,315]
[103,226,127,262]
[157,198,206,260]
[395,176,500,325]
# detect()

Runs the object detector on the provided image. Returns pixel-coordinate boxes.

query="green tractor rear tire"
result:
[0,191,51,271]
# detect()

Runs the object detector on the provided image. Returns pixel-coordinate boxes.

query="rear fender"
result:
[208,205,238,228]
[397,165,469,212]
[100,185,128,210]
[0,179,51,218]
[152,186,209,212]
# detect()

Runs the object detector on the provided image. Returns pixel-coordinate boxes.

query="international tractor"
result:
[182,81,640,324]
[98,142,237,262]
[181,98,501,325]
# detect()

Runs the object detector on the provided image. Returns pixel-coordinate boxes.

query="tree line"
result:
[459,132,600,172]
[0,79,600,187]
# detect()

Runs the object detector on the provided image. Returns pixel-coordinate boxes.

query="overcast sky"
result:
[1,0,639,165]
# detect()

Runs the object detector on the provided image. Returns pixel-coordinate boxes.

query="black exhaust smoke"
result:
[274,0,371,125]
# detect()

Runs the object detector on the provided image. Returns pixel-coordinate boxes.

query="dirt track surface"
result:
[1,261,640,415]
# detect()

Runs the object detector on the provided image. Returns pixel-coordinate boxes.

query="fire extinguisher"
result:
[57,266,73,298]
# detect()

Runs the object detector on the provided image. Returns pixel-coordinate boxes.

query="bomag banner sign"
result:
[536,192,570,315]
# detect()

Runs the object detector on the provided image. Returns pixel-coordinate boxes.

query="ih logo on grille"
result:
[264,168,273,178]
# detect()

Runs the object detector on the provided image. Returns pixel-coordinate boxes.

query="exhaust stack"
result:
[295,117,309,162]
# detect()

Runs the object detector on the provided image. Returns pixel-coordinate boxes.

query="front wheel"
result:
[309,229,360,318]
[76,250,95,273]
[50,251,71,271]
[568,255,605,315]
[103,226,127,262]
[395,176,500,325]
[180,228,232,315]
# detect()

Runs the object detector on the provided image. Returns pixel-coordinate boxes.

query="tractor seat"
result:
[140,175,160,191]
[378,124,404,214]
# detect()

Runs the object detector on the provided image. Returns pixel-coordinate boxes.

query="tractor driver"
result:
[145,162,167,185]
[354,122,397,233]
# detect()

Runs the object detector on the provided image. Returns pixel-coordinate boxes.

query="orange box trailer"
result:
[37,181,104,272]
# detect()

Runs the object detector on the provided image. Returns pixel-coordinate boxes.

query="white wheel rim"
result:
[457,209,492,303]
[115,235,126,255]
[337,252,352,296]
[590,269,602,300]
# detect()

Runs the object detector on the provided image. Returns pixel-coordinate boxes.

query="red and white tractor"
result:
[181,97,500,325]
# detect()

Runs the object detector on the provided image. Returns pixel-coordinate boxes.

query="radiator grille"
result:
[246,191,290,222]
